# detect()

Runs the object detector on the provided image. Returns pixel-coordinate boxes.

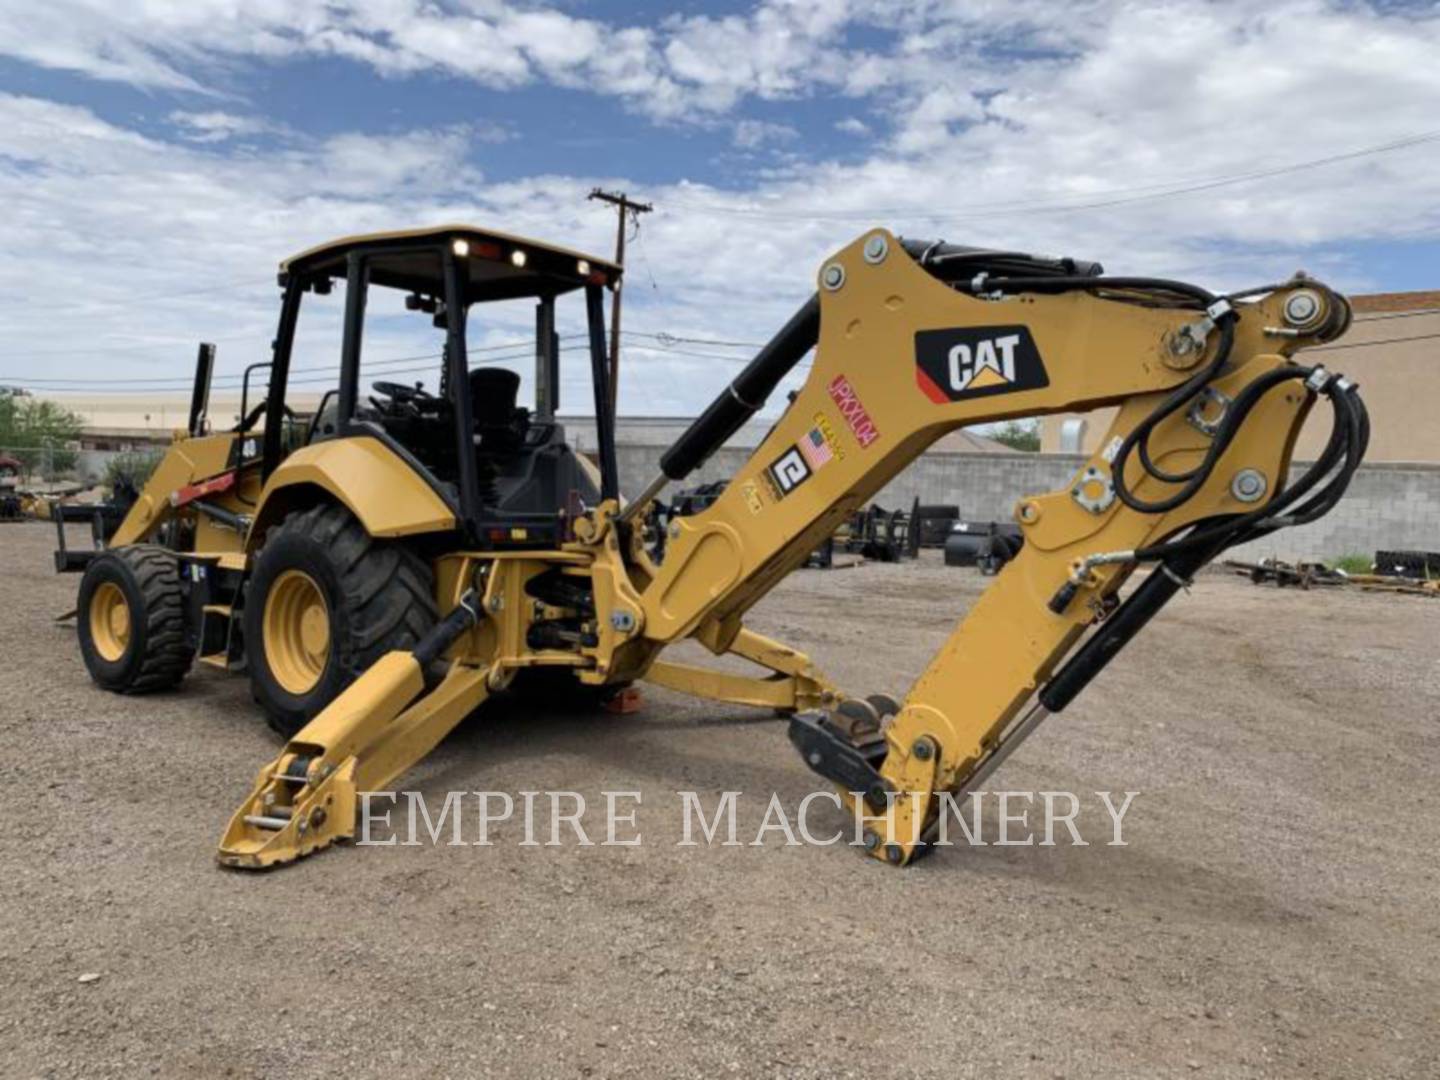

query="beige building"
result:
[54,396,1009,454]
[57,393,324,451]
[1040,290,1440,462]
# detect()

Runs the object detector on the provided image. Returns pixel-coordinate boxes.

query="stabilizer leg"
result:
[218,592,487,869]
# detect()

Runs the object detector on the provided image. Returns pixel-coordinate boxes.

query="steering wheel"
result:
[371,380,433,404]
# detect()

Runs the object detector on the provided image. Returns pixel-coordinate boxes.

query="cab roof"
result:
[279,224,619,302]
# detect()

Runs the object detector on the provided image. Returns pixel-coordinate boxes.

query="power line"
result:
[665,128,1440,224]
[15,277,278,315]
[625,330,762,349]
[13,335,257,359]
[1301,331,1440,352]
[2,330,723,387]
[0,350,445,388]
[1352,307,1440,323]
[19,324,1431,393]
[0,343,593,394]
[624,343,756,363]
[0,335,546,387]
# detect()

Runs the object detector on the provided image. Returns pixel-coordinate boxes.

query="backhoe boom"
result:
[620,229,1364,864]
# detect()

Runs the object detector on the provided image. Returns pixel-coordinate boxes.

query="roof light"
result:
[452,239,470,257]
[576,259,591,276]
[510,249,528,268]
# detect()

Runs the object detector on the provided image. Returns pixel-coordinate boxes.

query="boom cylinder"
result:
[661,295,820,481]
[617,295,819,525]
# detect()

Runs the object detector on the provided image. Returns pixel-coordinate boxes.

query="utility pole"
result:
[587,188,652,416]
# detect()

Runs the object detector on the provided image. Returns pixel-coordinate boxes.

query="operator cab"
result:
[258,225,622,548]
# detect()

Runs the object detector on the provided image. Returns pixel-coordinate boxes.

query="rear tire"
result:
[77,545,193,693]
[244,503,438,738]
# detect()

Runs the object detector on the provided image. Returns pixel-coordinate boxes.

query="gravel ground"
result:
[1,520,1437,1079]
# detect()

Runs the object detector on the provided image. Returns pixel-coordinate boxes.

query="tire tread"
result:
[107,545,193,692]
[250,504,437,736]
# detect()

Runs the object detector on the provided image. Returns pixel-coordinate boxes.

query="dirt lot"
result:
[1,521,1437,1079]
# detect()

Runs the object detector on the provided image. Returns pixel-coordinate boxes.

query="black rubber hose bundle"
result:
[980,270,1369,566]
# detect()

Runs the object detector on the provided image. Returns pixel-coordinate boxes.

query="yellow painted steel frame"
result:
[219,551,590,866]
[644,627,835,713]
[109,431,455,569]
[108,431,250,549]
[217,226,1345,872]
[619,229,1340,864]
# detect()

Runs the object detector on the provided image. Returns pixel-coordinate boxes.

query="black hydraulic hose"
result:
[1113,339,1315,519]
[986,274,1215,308]
[1040,375,1366,723]
[900,239,1106,282]
[1133,326,1238,484]
[1133,375,1365,561]
[412,590,480,668]
[1250,385,1367,532]
[983,270,1249,515]
[1120,317,1239,499]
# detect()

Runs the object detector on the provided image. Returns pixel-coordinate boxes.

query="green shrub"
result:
[1328,553,1372,575]
[987,419,1041,452]
[104,449,165,497]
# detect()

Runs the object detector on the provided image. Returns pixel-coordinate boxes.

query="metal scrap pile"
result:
[1224,554,1438,597]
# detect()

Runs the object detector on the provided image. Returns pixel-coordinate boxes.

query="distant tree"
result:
[989,419,1041,452]
[103,449,165,497]
[0,391,83,477]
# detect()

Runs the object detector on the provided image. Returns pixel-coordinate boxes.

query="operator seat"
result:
[464,366,600,526]
[469,368,529,454]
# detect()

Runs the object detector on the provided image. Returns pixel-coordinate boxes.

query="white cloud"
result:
[169,111,278,143]
[0,1,879,122]
[732,119,799,149]
[1,3,1438,416]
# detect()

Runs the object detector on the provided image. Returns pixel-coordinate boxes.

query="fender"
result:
[248,436,455,549]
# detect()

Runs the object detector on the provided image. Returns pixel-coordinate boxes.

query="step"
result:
[199,603,236,668]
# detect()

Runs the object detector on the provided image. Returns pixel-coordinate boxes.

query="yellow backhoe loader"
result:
[60,224,1367,869]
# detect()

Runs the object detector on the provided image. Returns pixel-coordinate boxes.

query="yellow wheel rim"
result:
[90,581,131,663]
[263,569,331,696]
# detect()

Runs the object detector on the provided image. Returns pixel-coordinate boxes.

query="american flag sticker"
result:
[798,425,834,470]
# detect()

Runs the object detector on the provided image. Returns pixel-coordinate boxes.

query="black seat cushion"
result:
[468,368,527,453]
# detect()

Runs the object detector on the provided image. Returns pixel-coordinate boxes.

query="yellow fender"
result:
[249,436,455,547]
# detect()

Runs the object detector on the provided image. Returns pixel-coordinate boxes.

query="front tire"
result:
[244,504,437,738]
[77,545,193,692]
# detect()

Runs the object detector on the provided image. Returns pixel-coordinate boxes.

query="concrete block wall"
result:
[1227,461,1440,562]
[615,445,1440,563]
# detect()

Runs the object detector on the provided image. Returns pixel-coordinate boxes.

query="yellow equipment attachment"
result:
[215,229,1365,870]
[59,224,1367,872]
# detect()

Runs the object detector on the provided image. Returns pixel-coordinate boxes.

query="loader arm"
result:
[620,228,1366,864]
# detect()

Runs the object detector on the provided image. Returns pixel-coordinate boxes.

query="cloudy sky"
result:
[1,0,1437,415]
